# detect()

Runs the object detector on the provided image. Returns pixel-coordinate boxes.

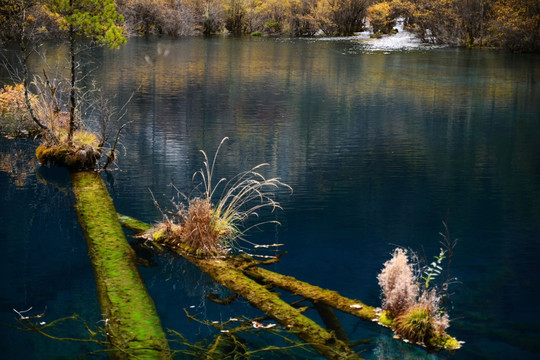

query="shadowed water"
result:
[1,35,539,359]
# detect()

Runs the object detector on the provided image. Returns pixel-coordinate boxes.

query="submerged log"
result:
[242,257,461,351]
[243,266,378,321]
[313,302,351,343]
[117,215,361,360]
[189,256,362,360]
[118,214,461,356]
[71,172,171,359]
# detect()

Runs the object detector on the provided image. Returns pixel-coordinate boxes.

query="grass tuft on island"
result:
[148,137,291,257]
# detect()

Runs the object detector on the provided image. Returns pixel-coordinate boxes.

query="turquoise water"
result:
[1,36,539,359]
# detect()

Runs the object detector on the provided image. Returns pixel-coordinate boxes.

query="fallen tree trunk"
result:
[117,214,461,356]
[240,254,461,351]
[71,172,171,359]
[242,266,378,321]
[188,256,362,360]
[117,214,361,360]
[313,302,351,343]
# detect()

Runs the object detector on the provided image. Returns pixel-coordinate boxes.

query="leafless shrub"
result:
[326,0,368,36]
[119,0,197,36]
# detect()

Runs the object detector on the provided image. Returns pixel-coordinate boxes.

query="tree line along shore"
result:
[1,0,539,52]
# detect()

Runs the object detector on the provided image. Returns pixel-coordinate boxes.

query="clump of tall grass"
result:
[394,306,433,344]
[377,245,457,349]
[151,137,291,257]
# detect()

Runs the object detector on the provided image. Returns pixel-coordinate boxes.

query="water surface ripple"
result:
[1,36,539,359]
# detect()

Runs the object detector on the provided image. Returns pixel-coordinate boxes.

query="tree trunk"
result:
[188,256,362,360]
[313,302,351,343]
[68,21,76,144]
[19,12,58,144]
[71,172,171,359]
[242,266,377,321]
[117,214,362,359]
[117,214,461,356]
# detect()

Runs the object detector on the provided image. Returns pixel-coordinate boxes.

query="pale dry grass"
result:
[153,137,291,257]
[378,247,451,345]
[377,248,419,317]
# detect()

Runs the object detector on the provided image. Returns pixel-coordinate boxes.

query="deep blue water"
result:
[1,36,540,359]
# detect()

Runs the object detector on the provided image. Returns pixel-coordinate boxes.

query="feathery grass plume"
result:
[377,248,419,318]
[152,137,292,257]
[377,246,458,349]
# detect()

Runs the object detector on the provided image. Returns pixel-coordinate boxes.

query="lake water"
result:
[1,34,539,359]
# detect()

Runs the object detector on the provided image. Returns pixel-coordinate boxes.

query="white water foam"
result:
[359,18,429,52]
[307,18,439,54]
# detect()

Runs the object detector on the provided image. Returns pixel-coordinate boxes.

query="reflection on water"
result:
[1,37,540,359]
[0,148,37,187]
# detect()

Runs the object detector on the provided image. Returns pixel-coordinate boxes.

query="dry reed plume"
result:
[378,248,419,318]
[152,137,291,257]
[377,247,454,349]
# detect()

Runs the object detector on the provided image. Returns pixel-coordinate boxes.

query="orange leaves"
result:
[0,84,35,132]
[0,84,27,114]
[0,150,37,187]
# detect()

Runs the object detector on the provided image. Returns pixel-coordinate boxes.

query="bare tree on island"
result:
[4,0,128,171]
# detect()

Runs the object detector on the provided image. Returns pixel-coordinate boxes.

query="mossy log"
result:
[71,172,171,359]
[242,259,461,351]
[117,214,461,356]
[117,215,361,360]
[187,256,362,360]
[243,266,378,321]
[313,302,351,343]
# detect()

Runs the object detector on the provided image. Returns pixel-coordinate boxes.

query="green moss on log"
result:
[71,172,171,359]
[243,266,378,321]
[117,214,461,355]
[117,215,361,359]
[188,256,362,360]
[117,214,153,233]
[378,310,395,327]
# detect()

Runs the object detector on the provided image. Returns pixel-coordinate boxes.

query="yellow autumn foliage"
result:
[367,2,394,34]
[489,0,540,51]
[0,84,39,136]
[2,0,538,49]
